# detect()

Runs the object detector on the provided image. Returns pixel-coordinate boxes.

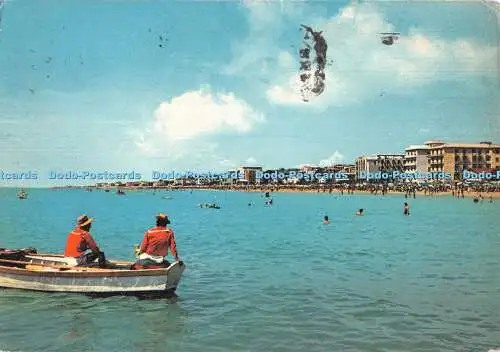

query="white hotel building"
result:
[404,145,430,174]
[355,154,405,181]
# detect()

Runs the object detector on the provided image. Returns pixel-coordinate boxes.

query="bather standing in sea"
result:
[403,202,410,216]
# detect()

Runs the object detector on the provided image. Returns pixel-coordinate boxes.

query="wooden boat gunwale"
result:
[0,264,170,278]
[25,252,135,266]
[0,254,178,278]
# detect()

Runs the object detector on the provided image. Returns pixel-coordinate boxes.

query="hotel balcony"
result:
[455,158,470,165]
[429,156,443,165]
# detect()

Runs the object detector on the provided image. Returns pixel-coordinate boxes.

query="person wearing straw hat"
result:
[133,213,180,268]
[64,215,106,267]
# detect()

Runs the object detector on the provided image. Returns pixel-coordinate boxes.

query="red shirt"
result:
[64,228,99,257]
[140,226,177,258]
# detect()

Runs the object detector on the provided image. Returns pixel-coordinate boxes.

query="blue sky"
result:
[0,0,499,186]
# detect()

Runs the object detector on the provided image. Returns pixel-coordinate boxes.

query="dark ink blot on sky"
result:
[298,24,328,102]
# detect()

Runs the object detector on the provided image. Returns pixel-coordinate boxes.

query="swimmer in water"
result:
[323,215,330,224]
[403,202,410,216]
[356,209,364,216]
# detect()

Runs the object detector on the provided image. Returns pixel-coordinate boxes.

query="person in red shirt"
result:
[64,215,106,267]
[134,213,180,268]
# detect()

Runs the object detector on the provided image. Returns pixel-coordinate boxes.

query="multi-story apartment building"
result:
[377,154,405,174]
[424,140,500,180]
[238,166,262,184]
[332,164,356,180]
[355,154,405,181]
[355,156,378,180]
[404,145,430,173]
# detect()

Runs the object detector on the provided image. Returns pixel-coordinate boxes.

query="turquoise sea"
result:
[0,188,498,352]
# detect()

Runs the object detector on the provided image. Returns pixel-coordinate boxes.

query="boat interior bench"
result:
[0,249,174,271]
[0,258,172,272]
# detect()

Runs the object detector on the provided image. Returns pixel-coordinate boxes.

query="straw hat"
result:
[77,215,93,227]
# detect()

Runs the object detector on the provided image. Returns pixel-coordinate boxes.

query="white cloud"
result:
[153,87,264,142]
[294,151,345,168]
[135,87,265,167]
[319,151,345,167]
[229,2,498,108]
[243,156,258,166]
[267,81,307,106]
[218,159,236,168]
[210,156,259,170]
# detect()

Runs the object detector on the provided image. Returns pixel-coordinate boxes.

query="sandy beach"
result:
[109,185,500,199]
[237,188,500,198]
[205,188,500,199]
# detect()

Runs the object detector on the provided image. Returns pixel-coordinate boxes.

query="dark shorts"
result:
[78,251,106,266]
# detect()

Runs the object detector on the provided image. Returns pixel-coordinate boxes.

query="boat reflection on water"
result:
[61,292,187,349]
[131,301,188,350]
[63,310,95,344]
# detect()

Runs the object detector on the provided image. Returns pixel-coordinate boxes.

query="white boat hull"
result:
[0,254,185,296]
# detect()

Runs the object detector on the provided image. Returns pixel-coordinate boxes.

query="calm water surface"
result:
[0,188,499,352]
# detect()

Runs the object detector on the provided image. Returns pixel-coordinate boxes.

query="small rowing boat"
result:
[0,248,185,298]
[17,190,28,199]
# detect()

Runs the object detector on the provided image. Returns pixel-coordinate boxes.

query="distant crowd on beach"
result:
[82,180,500,202]
[147,182,500,199]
